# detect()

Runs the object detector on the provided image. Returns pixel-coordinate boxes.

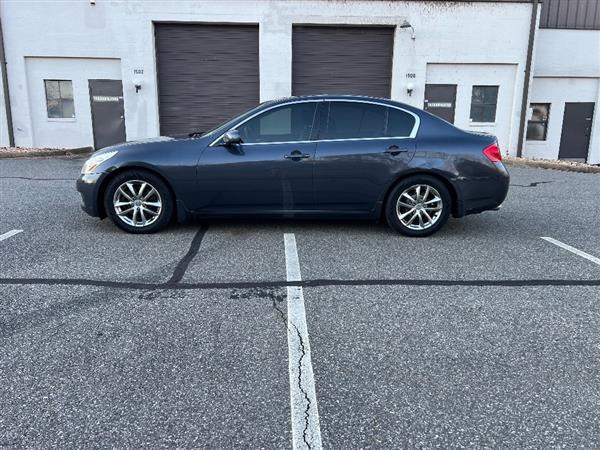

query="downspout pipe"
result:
[0,9,15,147]
[516,0,540,157]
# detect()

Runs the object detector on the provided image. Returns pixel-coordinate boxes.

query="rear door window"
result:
[386,108,416,137]
[322,101,415,140]
[322,102,386,140]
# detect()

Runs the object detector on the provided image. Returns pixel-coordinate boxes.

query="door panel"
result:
[313,101,417,212]
[558,102,595,161]
[195,102,319,213]
[89,79,126,149]
[424,84,457,124]
[196,143,316,212]
[314,139,415,212]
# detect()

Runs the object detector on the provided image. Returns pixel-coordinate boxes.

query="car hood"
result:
[95,136,175,154]
[86,137,180,161]
[120,136,175,146]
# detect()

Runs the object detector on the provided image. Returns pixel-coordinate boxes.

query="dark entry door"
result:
[89,79,126,149]
[558,102,595,161]
[424,84,457,124]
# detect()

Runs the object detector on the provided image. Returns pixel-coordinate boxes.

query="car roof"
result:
[265,94,420,113]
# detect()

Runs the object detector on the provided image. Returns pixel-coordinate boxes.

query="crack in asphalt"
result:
[270,293,312,449]
[293,320,313,449]
[1,277,599,289]
[510,181,554,187]
[167,225,208,284]
[231,287,315,448]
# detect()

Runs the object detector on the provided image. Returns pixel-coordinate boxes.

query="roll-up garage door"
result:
[292,26,394,98]
[155,23,259,137]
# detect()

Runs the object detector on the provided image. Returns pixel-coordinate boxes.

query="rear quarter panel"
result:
[400,111,509,216]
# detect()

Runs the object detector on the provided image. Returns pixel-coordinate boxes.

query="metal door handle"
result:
[384,145,408,156]
[285,150,310,160]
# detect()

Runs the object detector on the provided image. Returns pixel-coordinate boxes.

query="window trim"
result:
[44,79,75,119]
[209,98,420,147]
[526,102,551,142]
[47,117,77,123]
[469,85,499,124]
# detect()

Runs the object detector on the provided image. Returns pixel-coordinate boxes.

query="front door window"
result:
[236,102,318,144]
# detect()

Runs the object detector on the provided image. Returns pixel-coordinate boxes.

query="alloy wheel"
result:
[396,184,443,230]
[112,180,162,227]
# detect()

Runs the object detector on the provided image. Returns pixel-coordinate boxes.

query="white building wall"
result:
[534,29,600,78]
[426,63,518,153]
[526,78,599,162]
[0,0,532,152]
[0,68,9,146]
[526,29,600,163]
[25,57,121,149]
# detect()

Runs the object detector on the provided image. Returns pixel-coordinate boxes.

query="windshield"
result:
[200,101,278,138]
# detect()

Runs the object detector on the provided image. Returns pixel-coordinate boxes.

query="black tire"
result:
[104,170,174,234]
[385,175,451,237]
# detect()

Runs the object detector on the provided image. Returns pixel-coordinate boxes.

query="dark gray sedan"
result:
[77,95,509,237]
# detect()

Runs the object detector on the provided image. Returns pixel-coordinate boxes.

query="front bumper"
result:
[76,172,105,217]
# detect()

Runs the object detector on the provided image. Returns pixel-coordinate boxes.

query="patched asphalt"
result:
[1,157,599,447]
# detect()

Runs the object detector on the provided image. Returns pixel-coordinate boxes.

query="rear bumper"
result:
[455,162,510,217]
[76,173,105,218]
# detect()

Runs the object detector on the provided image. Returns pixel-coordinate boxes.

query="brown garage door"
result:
[292,26,394,98]
[155,23,259,137]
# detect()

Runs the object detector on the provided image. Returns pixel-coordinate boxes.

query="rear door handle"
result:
[284,150,311,160]
[384,145,408,156]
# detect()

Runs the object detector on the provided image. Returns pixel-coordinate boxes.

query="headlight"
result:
[81,151,118,174]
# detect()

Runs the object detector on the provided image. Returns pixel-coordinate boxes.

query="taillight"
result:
[483,143,502,162]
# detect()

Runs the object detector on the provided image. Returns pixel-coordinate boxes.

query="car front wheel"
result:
[385,175,451,237]
[104,170,174,233]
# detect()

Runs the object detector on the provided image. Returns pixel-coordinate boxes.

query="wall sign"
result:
[93,95,122,102]
[133,69,144,75]
[427,102,453,108]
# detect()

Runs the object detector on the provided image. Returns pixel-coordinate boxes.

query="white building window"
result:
[470,85,498,123]
[44,80,75,118]
[526,103,550,141]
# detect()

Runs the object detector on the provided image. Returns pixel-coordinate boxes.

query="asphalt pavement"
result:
[1,156,599,448]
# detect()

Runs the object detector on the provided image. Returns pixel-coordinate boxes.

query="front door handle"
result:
[284,150,311,160]
[384,145,408,156]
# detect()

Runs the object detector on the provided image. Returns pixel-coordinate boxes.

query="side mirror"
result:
[221,129,242,146]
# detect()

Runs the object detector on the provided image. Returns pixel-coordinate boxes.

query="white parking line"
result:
[541,236,600,266]
[0,229,23,242]
[284,233,323,450]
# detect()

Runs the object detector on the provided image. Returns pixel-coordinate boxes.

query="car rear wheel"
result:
[104,170,174,233]
[385,175,451,237]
